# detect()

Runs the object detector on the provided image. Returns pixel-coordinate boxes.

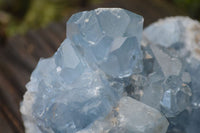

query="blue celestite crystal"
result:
[78,96,169,133]
[134,44,192,118]
[21,7,200,133]
[21,8,152,133]
[20,8,200,133]
[67,8,143,78]
[142,17,200,133]
[21,38,122,133]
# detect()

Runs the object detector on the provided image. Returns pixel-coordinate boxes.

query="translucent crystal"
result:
[161,75,192,117]
[140,72,164,111]
[150,45,182,77]
[21,8,200,133]
[116,97,169,133]
[20,8,146,133]
[21,38,122,133]
[54,39,86,83]
[78,97,169,133]
[144,17,200,109]
[142,17,200,133]
[67,8,144,78]
[130,41,192,118]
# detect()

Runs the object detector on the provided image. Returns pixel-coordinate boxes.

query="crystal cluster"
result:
[67,8,143,78]
[129,17,200,133]
[126,17,200,133]
[21,8,200,133]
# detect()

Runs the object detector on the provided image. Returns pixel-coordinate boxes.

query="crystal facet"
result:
[67,8,144,78]
[78,97,169,133]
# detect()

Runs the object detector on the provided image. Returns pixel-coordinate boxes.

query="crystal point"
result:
[67,8,144,78]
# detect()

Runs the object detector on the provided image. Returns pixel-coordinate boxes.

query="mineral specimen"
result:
[21,8,200,133]
[21,8,162,133]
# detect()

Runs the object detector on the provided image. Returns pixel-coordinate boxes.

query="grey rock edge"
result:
[20,8,200,133]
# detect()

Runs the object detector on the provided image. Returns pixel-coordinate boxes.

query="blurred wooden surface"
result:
[0,0,186,132]
[0,22,66,133]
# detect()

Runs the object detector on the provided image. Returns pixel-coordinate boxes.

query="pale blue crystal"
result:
[78,97,169,133]
[142,17,200,133]
[23,38,122,133]
[67,8,144,78]
[54,39,86,83]
[161,75,192,117]
[133,42,192,118]
[20,8,145,133]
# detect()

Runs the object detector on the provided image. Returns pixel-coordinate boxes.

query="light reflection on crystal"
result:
[20,10,200,133]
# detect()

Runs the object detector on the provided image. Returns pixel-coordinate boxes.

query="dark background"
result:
[0,0,199,40]
[0,0,199,132]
